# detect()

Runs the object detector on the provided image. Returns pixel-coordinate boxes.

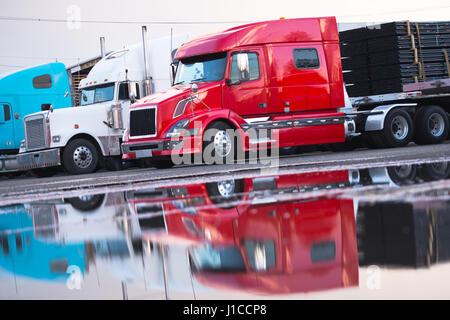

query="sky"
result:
[0,0,450,74]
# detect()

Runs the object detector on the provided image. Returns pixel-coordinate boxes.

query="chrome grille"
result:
[25,116,46,150]
[31,204,56,240]
[129,107,157,138]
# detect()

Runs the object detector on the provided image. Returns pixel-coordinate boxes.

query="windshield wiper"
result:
[173,80,185,85]
[190,78,206,83]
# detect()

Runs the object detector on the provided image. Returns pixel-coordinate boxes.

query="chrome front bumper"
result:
[0,148,61,173]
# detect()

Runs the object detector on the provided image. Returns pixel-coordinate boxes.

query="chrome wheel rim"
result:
[393,165,414,178]
[213,130,232,158]
[217,180,235,198]
[391,116,409,140]
[430,162,449,174]
[428,113,445,137]
[73,146,93,169]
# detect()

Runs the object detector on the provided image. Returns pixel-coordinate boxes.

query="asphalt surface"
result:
[1,142,450,205]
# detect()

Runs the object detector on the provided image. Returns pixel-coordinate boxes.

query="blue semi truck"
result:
[0,63,72,154]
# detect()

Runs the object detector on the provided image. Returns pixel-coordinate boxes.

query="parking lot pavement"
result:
[1,142,450,202]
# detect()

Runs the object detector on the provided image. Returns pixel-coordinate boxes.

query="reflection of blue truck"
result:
[0,205,85,282]
[0,63,72,154]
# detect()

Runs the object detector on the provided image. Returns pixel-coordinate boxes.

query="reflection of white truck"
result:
[16,29,190,175]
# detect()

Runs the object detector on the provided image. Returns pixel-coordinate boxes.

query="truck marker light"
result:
[74,124,79,129]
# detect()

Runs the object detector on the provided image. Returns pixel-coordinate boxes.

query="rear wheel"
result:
[414,105,449,145]
[370,109,414,148]
[387,165,417,185]
[418,162,450,181]
[62,138,99,174]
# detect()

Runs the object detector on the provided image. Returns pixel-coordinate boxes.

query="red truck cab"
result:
[122,17,355,165]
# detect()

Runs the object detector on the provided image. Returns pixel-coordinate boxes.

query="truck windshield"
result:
[189,244,246,272]
[174,52,227,85]
[80,83,115,106]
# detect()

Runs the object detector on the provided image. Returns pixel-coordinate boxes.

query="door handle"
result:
[258,103,267,108]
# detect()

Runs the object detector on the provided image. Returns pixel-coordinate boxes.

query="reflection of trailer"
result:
[357,200,450,268]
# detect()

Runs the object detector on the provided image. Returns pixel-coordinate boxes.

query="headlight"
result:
[52,135,61,143]
[166,119,190,138]
[20,140,25,149]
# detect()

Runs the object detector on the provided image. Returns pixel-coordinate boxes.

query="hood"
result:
[133,81,221,106]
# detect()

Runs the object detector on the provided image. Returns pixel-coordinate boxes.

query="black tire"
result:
[418,162,450,181]
[370,109,414,148]
[66,194,105,212]
[387,165,417,185]
[31,166,59,178]
[148,156,174,169]
[414,105,449,145]
[205,179,244,209]
[62,138,99,174]
[202,121,238,165]
[105,156,123,171]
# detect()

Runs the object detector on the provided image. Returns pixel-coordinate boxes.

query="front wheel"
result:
[62,138,99,174]
[202,121,238,165]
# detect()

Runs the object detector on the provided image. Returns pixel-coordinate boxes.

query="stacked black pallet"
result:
[340,21,450,97]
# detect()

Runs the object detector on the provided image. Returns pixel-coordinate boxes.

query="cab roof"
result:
[174,17,339,60]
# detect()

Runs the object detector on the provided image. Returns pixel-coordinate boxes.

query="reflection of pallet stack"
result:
[340,21,450,97]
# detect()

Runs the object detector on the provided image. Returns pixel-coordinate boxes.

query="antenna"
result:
[170,27,174,85]
[170,27,173,62]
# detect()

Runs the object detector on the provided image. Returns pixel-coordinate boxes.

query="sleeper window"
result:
[33,74,52,89]
[293,48,320,69]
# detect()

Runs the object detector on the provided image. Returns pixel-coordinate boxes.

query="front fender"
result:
[58,131,107,156]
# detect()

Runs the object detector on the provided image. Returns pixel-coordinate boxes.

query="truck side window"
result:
[41,104,51,111]
[118,83,129,100]
[293,48,320,69]
[119,82,141,100]
[3,104,11,121]
[32,74,52,89]
[230,52,260,83]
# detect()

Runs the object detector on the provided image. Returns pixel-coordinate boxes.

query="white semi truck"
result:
[4,28,190,175]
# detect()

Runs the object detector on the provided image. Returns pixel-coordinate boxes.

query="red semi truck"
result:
[121,17,450,166]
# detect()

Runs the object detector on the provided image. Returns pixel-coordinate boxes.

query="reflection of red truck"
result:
[126,170,359,294]
[122,16,449,167]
